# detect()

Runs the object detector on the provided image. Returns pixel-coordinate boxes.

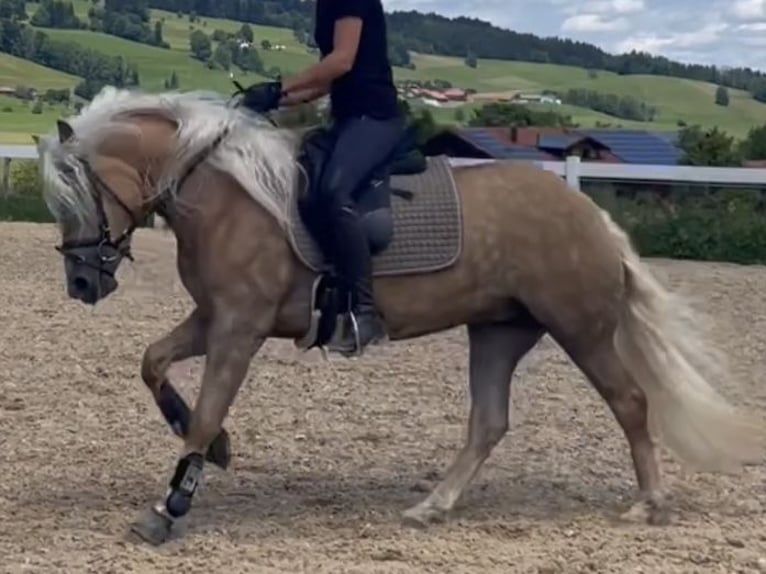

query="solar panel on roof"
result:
[582,129,682,164]
[538,135,582,149]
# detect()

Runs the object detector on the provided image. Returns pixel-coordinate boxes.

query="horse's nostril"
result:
[73,276,90,293]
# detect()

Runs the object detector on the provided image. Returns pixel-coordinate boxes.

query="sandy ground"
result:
[1,221,766,574]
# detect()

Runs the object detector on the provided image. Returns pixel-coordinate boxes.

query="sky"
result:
[383,0,766,71]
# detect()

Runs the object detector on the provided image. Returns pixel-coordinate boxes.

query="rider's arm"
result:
[280,8,364,96]
[280,84,329,107]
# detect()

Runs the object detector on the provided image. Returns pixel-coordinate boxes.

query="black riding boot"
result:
[329,205,386,355]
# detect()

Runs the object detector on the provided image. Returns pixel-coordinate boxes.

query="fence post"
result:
[1,157,11,198]
[565,155,581,191]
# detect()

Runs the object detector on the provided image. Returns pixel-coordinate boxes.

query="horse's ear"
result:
[56,119,74,143]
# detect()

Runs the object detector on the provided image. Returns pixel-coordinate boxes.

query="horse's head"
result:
[41,118,149,305]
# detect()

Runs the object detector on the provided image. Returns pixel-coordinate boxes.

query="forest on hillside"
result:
[2,0,766,106]
[144,0,766,102]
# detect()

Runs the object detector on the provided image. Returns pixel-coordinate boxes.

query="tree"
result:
[261,38,271,50]
[464,50,477,69]
[751,79,766,104]
[189,29,211,61]
[677,125,741,166]
[213,41,232,70]
[238,23,253,42]
[739,124,766,161]
[454,107,465,123]
[164,69,179,89]
[153,20,165,46]
[0,0,27,19]
[31,0,81,29]
[211,28,228,42]
[468,101,575,128]
[715,85,729,106]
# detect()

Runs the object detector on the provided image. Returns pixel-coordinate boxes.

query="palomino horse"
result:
[36,87,763,545]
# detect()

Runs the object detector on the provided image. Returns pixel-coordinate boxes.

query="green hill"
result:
[0,0,764,144]
[0,53,79,89]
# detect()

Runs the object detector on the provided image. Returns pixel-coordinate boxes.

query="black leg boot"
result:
[328,205,386,356]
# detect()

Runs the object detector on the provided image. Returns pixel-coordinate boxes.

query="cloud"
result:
[615,22,728,53]
[561,13,629,32]
[737,22,766,31]
[583,0,645,14]
[729,0,766,19]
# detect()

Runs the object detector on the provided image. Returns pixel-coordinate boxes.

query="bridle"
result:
[52,78,259,280]
[54,158,142,279]
[53,128,230,279]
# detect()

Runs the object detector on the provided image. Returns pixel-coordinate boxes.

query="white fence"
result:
[448,156,766,190]
[3,145,766,196]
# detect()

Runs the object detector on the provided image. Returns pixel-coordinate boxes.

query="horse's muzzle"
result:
[67,270,118,304]
[62,246,122,305]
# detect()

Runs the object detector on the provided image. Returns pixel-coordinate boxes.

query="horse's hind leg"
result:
[141,307,230,470]
[563,336,668,525]
[402,321,543,527]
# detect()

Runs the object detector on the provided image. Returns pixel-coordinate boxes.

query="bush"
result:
[583,182,766,264]
[0,160,53,222]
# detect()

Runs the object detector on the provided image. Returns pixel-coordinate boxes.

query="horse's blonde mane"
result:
[38,85,302,231]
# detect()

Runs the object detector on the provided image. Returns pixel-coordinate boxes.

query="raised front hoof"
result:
[129,506,179,546]
[619,500,671,526]
[205,429,231,470]
[401,503,448,529]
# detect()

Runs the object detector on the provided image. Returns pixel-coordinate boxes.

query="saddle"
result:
[290,123,428,354]
[295,122,427,256]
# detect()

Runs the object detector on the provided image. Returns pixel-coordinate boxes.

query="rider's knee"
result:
[362,208,393,254]
[319,166,354,211]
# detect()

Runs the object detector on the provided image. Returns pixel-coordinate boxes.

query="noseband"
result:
[55,159,141,278]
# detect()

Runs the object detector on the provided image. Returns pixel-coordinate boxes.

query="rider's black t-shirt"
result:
[314,0,400,121]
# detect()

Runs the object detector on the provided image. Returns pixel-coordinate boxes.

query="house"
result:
[419,89,449,106]
[512,93,562,105]
[444,88,467,102]
[422,126,684,165]
[422,127,557,161]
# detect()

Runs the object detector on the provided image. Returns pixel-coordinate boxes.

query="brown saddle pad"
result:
[287,155,463,277]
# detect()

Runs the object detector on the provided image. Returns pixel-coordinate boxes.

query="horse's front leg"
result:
[141,307,230,470]
[131,312,264,545]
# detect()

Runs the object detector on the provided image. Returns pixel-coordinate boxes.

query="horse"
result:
[35,86,764,546]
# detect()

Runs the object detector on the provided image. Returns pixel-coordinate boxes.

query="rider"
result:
[242,0,404,355]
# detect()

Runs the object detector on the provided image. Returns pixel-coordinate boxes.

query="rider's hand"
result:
[240,80,284,113]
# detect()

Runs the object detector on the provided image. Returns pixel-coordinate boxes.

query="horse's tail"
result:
[601,210,765,472]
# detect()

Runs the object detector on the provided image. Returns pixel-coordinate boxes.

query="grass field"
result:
[0,95,69,143]
[0,53,79,90]
[1,0,764,144]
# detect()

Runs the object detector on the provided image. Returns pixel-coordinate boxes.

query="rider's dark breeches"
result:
[317,115,404,215]
[313,115,404,308]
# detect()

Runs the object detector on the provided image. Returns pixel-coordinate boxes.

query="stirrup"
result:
[326,311,362,358]
[327,310,387,358]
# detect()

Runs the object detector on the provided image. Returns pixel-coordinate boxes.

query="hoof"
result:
[206,429,231,470]
[619,500,671,526]
[401,503,447,529]
[129,505,177,546]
